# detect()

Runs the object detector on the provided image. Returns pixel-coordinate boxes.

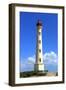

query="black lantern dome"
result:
[36,20,42,26]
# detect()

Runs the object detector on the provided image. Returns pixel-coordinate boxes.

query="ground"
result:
[20,71,58,78]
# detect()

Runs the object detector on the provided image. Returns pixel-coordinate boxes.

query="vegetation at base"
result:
[20,70,48,78]
[20,70,58,78]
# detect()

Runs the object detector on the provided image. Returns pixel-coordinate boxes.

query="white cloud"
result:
[43,51,58,65]
[20,59,34,72]
[27,51,58,65]
[28,55,35,64]
[20,51,58,72]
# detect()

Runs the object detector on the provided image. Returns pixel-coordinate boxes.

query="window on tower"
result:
[38,40,41,43]
[39,58,41,62]
[39,49,41,52]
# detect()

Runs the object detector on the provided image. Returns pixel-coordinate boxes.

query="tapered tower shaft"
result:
[34,20,44,72]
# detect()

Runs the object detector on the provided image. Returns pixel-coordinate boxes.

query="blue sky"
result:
[20,12,58,72]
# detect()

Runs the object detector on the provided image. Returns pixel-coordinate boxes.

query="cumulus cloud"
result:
[43,51,58,65]
[20,59,34,72]
[20,51,58,72]
[28,55,35,64]
[27,51,58,65]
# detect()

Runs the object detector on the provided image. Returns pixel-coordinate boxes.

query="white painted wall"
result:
[0,0,66,90]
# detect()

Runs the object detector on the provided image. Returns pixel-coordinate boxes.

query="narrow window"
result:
[39,49,41,52]
[39,58,41,62]
[38,40,41,43]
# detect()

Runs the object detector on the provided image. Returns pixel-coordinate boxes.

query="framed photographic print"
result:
[9,3,64,86]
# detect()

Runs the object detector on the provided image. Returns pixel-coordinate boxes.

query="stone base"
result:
[34,64,44,72]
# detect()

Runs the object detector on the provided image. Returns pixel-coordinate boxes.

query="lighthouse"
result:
[34,20,44,72]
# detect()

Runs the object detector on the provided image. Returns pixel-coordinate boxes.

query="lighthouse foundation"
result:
[34,63,44,72]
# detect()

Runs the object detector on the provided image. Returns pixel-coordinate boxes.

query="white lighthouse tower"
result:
[34,20,44,72]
